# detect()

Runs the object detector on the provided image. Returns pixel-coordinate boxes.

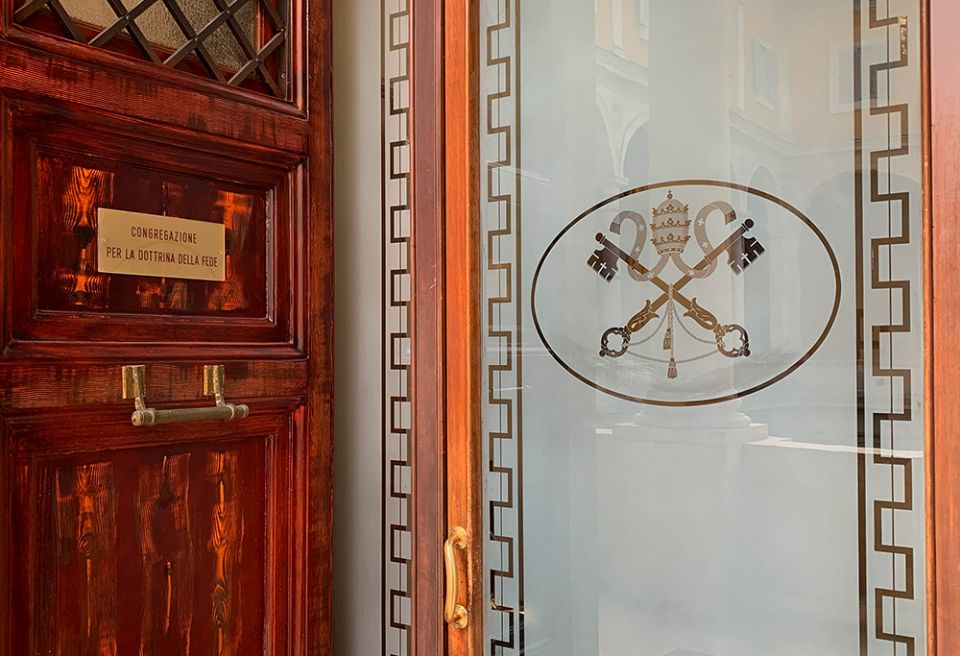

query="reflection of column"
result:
[648,0,731,181]
[595,5,764,655]
[565,4,603,654]
[596,423,765,656]
[522,1,604,654]
[646,0,744,427]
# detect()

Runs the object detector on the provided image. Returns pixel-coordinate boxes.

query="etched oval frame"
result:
[531,179,842,407]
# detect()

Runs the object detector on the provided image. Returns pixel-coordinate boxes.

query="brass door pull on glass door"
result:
[121,365,250,427]
[444,526,469,629]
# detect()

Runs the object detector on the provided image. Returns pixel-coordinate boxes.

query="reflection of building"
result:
[594,0,862,195]
[581,7,926,655]
[591,0,921,423]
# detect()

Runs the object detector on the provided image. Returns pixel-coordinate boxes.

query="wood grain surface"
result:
[0,0,333,653]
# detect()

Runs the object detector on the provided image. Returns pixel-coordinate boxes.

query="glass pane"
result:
[56,0,255,70]
[14,0,286,97]
[480,1,925,655]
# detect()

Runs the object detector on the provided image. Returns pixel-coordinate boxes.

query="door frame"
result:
[929,0,960,651]
[442,0,483,654]
[407,0,959,654]
[406,0,481,654]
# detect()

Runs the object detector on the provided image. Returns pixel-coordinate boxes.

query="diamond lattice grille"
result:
[14,0,288,98]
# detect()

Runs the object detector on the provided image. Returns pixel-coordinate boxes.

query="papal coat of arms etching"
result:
[531,180,840,407]
[587,190,764,379]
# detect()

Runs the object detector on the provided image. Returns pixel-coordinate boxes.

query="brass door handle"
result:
[443,526,469,629]
[122,365,250,427]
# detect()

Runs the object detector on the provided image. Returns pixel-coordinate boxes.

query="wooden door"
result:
[0,1,331,654]
[429,0,960,655]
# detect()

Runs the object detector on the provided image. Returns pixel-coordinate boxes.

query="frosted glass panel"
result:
[479,1,925,655]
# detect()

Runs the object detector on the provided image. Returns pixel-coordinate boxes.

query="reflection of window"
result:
[830,41,884,113]
[752,38,777,109]
[612,0,623,49]
[635,0,649,26]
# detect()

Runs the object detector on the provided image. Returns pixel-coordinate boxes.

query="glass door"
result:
[475,1,926,654]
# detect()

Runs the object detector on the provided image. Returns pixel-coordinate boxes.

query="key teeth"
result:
[587,248,618,282]
[728,236,765,275]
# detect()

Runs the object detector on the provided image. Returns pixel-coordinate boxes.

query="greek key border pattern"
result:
[857,1,922,653]
[482,0,525,654]
[382,2,412,654]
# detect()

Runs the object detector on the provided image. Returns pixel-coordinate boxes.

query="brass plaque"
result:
[97,208,226,282]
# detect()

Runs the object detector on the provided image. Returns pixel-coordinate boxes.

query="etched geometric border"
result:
[382,1,412,654]
[856,1,923,653]
[481,0,524,654]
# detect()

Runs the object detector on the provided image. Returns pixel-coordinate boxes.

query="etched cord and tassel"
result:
[665,286,678,379]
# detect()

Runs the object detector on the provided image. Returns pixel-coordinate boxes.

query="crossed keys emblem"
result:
[587,191,765,380]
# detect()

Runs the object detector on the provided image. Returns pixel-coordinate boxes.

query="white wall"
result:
[332,0,381,653]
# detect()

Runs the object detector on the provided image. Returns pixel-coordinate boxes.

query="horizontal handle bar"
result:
[132,402,250,427]
[122,364,250,428]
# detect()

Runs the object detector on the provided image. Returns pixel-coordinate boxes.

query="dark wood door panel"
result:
[2,97,305,358]
[0,360,308,413]
[5,407,301,655]
[0,39,308,151]
[0,0,331,653]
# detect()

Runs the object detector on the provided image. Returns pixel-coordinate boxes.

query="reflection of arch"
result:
[748,166,777,198]
[746,168,776,239]
[584,102,616,185]
[595,87,649,183]
[743,166,777,364]
[622,121,648,187]
[799,171,856,219]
